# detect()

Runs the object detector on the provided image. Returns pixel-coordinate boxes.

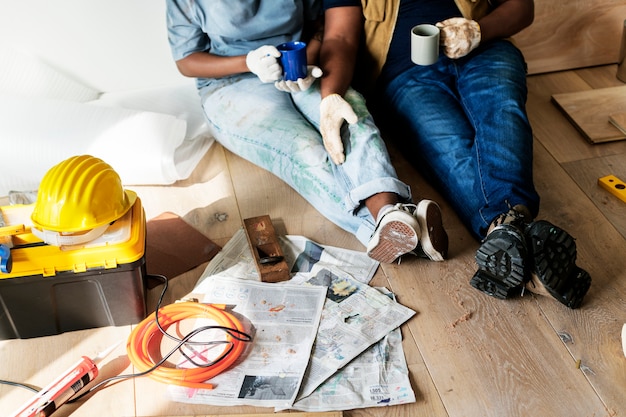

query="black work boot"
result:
[470,206,531,299]
[524,220,592,309]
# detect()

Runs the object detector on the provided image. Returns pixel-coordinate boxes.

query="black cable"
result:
[2,273,252,404]
[68,274,252,402]
[0,379,39,393]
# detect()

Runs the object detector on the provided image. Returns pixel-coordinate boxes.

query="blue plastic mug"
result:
[276,41,307,81]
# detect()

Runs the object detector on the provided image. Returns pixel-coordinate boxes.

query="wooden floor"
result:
[1,64,625,417]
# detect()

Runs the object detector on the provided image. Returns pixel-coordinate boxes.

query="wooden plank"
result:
[526,71,626,164]
[145,211,221,283]
[526,71,596,164]
[513,1,626,74]
[529,144,626,417]
[370,257,450,417]
[224,147,362,252]
[551,86,626,143]
[563,153,626,241]
[574,64,625,89]
[609,111,626,135]
[130,143,242,247]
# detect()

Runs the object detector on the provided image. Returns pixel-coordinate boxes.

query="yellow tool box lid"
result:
[0,198,145,279]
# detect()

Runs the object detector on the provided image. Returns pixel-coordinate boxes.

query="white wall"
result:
[0,0,186,92]
[0,0,213,194]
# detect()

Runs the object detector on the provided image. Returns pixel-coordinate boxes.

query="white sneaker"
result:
[415,200,448,262]
[367,203,420,263]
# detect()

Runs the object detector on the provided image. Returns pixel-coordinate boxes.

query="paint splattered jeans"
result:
[199,74,411,246]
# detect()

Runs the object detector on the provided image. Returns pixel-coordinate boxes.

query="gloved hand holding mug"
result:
[275,65,323,93]
[246,45,282,83]
[319,94,358,165]
[436,17,481,59]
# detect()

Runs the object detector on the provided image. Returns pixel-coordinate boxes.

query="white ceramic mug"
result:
[411,24,440,66]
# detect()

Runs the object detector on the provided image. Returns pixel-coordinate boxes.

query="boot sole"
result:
[472,225,527,299]
[546,267,592,309]
[527,220,591,309]
[470,269,521,299]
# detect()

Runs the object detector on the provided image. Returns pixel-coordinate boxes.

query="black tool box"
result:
[0,198,147,339]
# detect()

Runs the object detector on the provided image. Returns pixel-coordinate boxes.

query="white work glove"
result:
[274,65,323,93]
[245,45,282,83]
[319,94,358,165]
[436,17,481,59]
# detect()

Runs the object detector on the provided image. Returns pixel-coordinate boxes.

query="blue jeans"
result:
[379,40,540,240]
[198,75,411,245]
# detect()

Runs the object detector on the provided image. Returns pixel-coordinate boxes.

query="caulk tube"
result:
[9,342,120,417]
[9,356,98,417]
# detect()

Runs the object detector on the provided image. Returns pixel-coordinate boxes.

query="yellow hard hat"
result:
[31,155,137,233]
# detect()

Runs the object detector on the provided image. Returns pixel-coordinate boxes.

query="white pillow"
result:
[88,82,209,141]
[0,95,213,195]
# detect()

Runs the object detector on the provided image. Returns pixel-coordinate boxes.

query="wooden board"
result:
[551,86,626,143]
[513,1,626,74]
[609,111,626,135]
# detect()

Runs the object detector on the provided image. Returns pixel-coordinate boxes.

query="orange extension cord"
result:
[127,302,250,389]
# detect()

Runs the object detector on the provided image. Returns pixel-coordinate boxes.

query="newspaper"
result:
[168,276,327,409]
[290,288,416,411]
[170,229,416,411]
[194,228,379,285]
[292,326,415,412]
[279,234,380,285]
[288,268,415,401]
[193,228,261,282]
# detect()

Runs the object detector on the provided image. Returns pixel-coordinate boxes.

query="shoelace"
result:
[488,203,530,235]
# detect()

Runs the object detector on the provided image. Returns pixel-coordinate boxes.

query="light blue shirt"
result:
[167,0,321,61]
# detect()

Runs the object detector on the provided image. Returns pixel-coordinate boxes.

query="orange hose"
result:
[127,302,249,389]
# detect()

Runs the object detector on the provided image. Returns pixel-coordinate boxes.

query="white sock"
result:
[376,204,396,221]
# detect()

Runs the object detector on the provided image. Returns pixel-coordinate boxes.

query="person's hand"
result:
[436,18,481,59]
[319,94,358,165]
[274,66,323,92]
[246,45,282,83]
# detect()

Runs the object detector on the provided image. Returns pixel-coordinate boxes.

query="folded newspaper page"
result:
[168,276,327,409]
[288,268,415,400]
[280,234,380,285]
[290,319,415,411]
